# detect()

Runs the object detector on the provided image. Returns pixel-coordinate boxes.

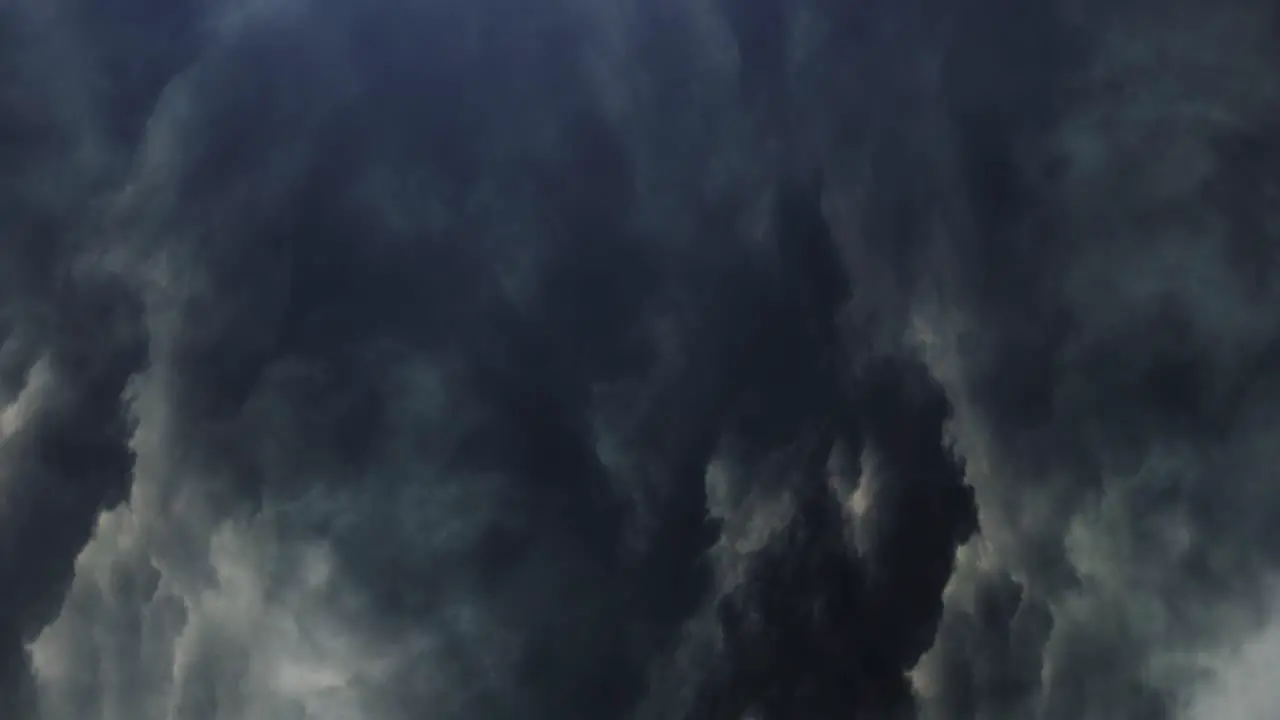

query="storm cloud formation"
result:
[1,0,1278,718]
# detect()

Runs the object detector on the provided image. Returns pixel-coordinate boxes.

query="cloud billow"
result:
[0,0,1278,719]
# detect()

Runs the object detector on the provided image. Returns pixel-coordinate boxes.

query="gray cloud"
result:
[1,0,1278,718]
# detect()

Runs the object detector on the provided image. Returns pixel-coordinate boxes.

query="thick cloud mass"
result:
[1,0,1278,718]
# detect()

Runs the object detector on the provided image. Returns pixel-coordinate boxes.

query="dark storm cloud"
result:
[907,2,1280,718]
[1,0,1279,719]
[0,3,156,717]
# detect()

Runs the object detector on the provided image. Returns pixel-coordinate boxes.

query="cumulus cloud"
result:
[0,0,1277,718]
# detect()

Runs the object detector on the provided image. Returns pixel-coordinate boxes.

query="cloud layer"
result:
[1,0,1278,718]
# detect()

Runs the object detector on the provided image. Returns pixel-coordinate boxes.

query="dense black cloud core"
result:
[2,1,1279,718]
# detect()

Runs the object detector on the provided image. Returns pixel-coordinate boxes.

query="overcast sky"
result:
[1,1,1279,718]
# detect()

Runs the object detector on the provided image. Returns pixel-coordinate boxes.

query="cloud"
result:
[1188,598,1280,720]
[1,0,1278,718]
